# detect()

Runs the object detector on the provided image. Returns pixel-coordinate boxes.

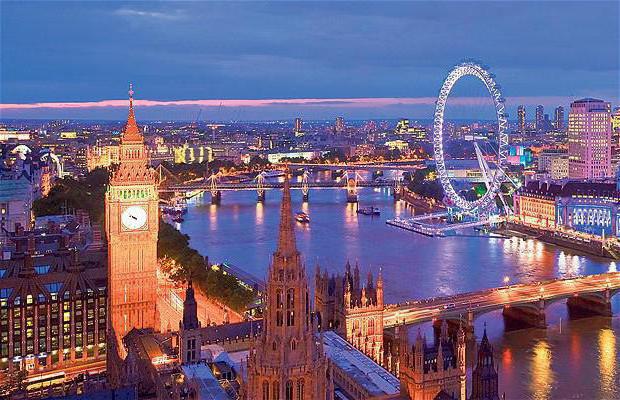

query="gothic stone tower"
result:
[105,85,159,353]
[244,171,332,400]
[315,262,384,366]
[469,329,500,400]
[399,322,466,400]
[179,281,202,365]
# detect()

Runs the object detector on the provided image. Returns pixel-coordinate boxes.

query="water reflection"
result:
[598,328,616,397]
[255,202,264,225]
[530,340,554,400]
[181,182,617,398]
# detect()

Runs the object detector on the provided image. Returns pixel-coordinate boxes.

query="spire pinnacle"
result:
[275,166,297,257]
[121,82,143,143]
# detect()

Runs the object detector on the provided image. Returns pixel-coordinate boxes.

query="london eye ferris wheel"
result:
[432,61,510,215]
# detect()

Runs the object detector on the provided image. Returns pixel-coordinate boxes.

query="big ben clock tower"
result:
[105,84,159,351]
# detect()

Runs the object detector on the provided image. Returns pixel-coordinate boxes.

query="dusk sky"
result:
[1,1,618,121]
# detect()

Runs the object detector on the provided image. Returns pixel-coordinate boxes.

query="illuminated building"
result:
[0,129,31,142]
[0,234,107,375]
[395,119,427,140]
[244,172,333,400]
[554,106,565,131]
[294,117,304,137]
[59,132,78,140]
[0,178,33,244]
[568,98,612,179]
[104,85,160,358]
[535,105,544,132]
[86,144,120,172]
[385,140,410,152]
[611,107,620,169]
[172,143,213,164]
[469,329,500,400]
[549,155,569,180]
[399,322,466,400]
[517,105,526,133]
[515,180,620,237]
[315,263,384,366]
[335,116,345,134]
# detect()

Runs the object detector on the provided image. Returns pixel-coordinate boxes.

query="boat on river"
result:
[295,212,310,223]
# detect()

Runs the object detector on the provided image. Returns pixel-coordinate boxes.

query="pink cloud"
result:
[0,96,578,110]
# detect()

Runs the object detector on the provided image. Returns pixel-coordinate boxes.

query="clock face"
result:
[121,205,148,231]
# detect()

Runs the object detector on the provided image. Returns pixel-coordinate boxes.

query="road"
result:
[384,271,620,327]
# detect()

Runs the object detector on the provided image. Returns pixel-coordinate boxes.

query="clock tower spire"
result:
[105,85,160,357]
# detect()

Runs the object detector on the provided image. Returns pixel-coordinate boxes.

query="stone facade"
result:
[244,171,333,400]
[105,86,160,356]
[315,262,384,366]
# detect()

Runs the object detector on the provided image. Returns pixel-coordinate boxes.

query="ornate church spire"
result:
[121,83,143,143]
[275,167,298,258]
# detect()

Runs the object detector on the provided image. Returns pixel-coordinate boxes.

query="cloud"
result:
[0,96,584,111]
[114,7,186,21]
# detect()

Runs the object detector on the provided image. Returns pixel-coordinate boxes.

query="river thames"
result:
[178,173,619,399]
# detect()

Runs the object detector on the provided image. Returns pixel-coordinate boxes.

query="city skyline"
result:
[1,1,618,120]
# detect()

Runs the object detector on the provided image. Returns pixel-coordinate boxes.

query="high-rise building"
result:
[294,117,303,135]
[469,329,500,400]
[335,116,345,134]
[568,98,612,179]
[554,106,565,131]
[535,105,545,131]
[611,107,620,169]
[517,105,526,133]
[244,171,332,399]
[105,85,160,355]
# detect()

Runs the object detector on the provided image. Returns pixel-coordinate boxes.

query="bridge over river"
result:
[384,271,620,336]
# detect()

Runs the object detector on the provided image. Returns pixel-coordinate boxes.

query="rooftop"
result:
[181,363,230,400]
[322,330,400,397]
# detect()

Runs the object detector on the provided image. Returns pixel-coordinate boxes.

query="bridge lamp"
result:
[539,287,545,299]
[503,276,510,285]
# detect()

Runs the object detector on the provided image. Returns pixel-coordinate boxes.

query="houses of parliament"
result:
[0,88,501,400]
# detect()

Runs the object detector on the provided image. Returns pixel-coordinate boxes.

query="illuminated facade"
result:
[105,86,160,354]
[244,172,333,400]
[568,98,612,179]
[315,263,384,366]
[0,238,107,375]
[515,180,620,237]
[554,106,565,131]
[535,105,544,131]
[612,107,620,168]
[399,322,466,400]
[517,105,526,133]
[87,144,120,172]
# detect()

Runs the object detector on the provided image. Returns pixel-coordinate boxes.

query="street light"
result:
[503,276,510,285]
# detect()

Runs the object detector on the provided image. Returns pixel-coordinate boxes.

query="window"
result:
[34,265,51,274]
[285,381,293,400]
[262,381,269,400]
[296,379,304,400]
[272,381,279,400]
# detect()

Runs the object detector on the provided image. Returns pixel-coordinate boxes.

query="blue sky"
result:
[1,1,618,120]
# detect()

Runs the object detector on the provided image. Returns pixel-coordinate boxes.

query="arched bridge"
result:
[384,272,620,335]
